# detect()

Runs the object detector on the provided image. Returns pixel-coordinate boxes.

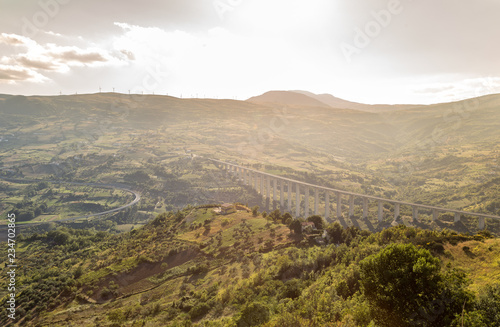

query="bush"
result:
[307,215,325,230]
[360,243,473,327]
[279,278,303,299]
[235,302,270,327]
[475,284,500,326]
[189,302,211,319]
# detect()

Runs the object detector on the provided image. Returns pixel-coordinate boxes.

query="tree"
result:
[269,209,281,223]
[235,302,270,327]
[282,212,293,225]
[326,222,343,244]
[307,215,325,230]
[279,278,303,299]
[252,206,259,217]
[360,243,473,327]
[124,171,150,184]
[73,266,84,279]
[475,283,500,326]
[289,219,303,234]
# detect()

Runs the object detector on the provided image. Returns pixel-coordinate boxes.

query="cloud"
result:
[0,33,31,46]
[45,31,63,37]
[0,64,47,83]
[119,49,135,60]
[411,77,500,103]
[0,33,130,83]
[414,85,455,94]
[49,48,108,64]
[17,56,61,71]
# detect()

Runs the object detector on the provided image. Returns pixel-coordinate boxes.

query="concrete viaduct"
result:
[209,159,500,230]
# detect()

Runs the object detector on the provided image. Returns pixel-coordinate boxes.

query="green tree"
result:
[269,209,282,223]
[306,215,325,230]
[252,206,259,217]
[475,283,500,326]
[326,222,344,244]
[282,212,293,225]
[360,243,473,327]
[235,302,270,327]
[279,278,303,299]
[450,311,485,327]
[267,312,308,326]
[289,219,303,234]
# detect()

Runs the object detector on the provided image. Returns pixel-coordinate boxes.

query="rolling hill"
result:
[0,91,499,216]
[248,90,422,112]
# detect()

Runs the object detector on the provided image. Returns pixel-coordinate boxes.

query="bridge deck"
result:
[210,158,500,221]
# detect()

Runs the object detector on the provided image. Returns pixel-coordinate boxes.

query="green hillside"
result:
[1,207,499,326]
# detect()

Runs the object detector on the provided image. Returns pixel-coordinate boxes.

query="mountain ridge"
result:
[247,90,425,112]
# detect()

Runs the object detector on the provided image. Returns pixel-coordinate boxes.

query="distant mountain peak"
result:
[247,90,418,112]
[246,90,331,108]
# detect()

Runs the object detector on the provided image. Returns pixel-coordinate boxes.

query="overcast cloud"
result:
[0,0,498,104]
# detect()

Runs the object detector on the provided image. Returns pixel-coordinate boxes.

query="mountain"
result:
[0,92,499,213]
[248,90,421,112]
[246,90,331,108]
[292,90,421,112]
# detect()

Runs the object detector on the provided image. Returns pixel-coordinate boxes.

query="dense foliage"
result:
[1,207,499,326]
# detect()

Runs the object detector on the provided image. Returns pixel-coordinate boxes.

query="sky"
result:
[0,0,499,104]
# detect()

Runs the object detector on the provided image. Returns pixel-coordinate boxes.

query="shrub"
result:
[235,302,270,327]
[190,302,211,319]
[360,243,473,327]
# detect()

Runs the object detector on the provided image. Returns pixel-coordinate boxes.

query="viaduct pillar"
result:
[314,188,319,216]
[412,206,419,222]
[478,217,485,229]
[325,192,330,220]
[349,195,354,218]
[394,203,400,220]
[295,183,300,217]
[336,193,342,219]
[273,178,277,209]
[266,176,273,209]
[280,180,284,210]
[304,186,309,218]
[363,198,368,219]
[287,181,292,212]
[378,201,383,222]
[432,209,438,221]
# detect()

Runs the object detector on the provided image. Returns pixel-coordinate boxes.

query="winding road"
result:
[0,176,141,226]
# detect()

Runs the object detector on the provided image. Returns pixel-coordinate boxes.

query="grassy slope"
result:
[2,208,499,326]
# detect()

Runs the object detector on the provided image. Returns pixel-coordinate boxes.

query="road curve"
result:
[0,176,141,226]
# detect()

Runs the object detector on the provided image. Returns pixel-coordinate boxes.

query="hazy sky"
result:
[0,0,499,104]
